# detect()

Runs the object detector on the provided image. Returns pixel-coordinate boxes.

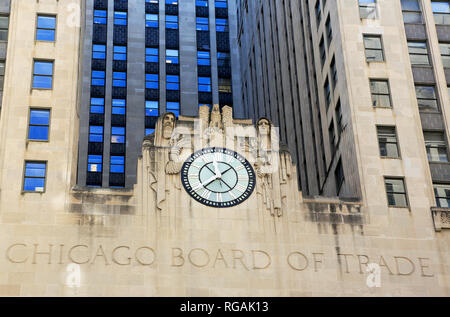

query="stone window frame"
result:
[369,78,392,108]
[376,125,401,159]
[384,177,409,208]
[22,161,48,194]
[363,34,385,63]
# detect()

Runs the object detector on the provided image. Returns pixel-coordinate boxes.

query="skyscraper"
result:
[238,0,450,209]
[0,0,10,113]
[76,0,243,189]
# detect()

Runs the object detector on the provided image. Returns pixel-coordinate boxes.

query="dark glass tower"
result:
[77,0,242,188]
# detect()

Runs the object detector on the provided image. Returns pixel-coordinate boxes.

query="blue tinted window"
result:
[29,109,50,141]
[196,0,208,7]
[198,51,210,65]
[166,49,179,64]
[216,18,228,32]
[33,61,53,89]
[167,102,180,117]
[88,155,102,172]
[110,156,125,173]
[166,15,178,29]
[92,44,106,59]
[198,76,211,92]
[111,127,125,143]
[146,14,159,28]
[89,125,103,142]
[90,97,105,114]
[146,74,159,89]
[114,11,127,25]
[145,128,155,136]
[36,15,56,41]
[113,46,127,61]
[196,17,209,31]
[146,48,159,62]
[91,70,105,86]
[112,99,126,115]
[94,10,107,24]
[23,162,46,192]
[215,0,227,8]
[167,75,179,90]
[113,72,126,87]
[146,100,159,116]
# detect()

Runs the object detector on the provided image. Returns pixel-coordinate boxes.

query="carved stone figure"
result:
[255,118,285,217]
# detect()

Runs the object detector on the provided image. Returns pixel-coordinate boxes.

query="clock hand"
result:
[193,174,219,191]
[213,156,222,178]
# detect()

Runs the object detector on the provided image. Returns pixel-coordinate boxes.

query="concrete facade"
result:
[237,0,450,204]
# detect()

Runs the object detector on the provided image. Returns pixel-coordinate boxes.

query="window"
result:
[359,0,377,19]
[197,0,208,7]
[370,79,391,108]
[146,74,159,89]
[33,60,54,89]
[36,15,56,41]
[166,15,178,29]
[111,127,125,144]
[324,78,331,107]
[363,35,384,62]
[110,156,125,173]
[167,101,180,117]
[23,162,47,192]
[28,109,50,141]
[166,49,179,64]
[335,100,343,138]
[215,0,228,8]
[167,75,179,90]
[146,14,159,28]
[330,57,337,89]
[385,178,408,207]
[319,37,326,67]
[335,159,344,194]
[315,0,321,26]
[408,41,430,66]
[113,46,127,61]
[88,155,102,172]
[439,43,450,68]
[166,0,178,5]
[89,126,103,142]
[112,99,126,115]
[377,126,400,158]
[415,85,439,112]
[431,1,450,25]
[146,128,155,136]
[93,44,106,60]
[217,52,230,68]
[196,17,209,31]
[329,121,336,155]
[198,77,211,92]
[91,70,105,86]
[146,48,158,63]
[434,184,450,208]
[94,10,107,24]
[216,18,229,32]
[424,131,449,162]
[218,78,232,93]
[0,16,8,41]
[325,16,332,47]
[114,12,127,26]
[113,72,126,87]
[90,98,105,114]
[146,100,159,116]
[401,0,423,24]
[0,60,5,91]
[198,51,210,66]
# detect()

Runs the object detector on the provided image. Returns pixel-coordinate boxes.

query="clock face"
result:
[181,148,256,208]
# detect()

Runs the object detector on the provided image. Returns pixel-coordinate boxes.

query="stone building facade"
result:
[0,0,448,297]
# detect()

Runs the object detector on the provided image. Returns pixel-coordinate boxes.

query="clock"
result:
[181,147,256,208]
